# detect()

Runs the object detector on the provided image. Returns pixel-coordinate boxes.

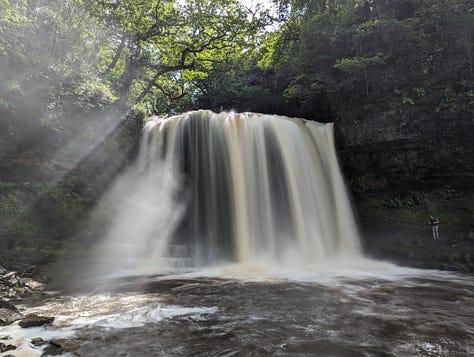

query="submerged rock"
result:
[41,343,64,356]
[19,314,54,328]
[50,338,83,353]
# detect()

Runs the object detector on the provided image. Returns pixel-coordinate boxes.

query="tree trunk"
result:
[101,34,127,79]
[116,60,139,109]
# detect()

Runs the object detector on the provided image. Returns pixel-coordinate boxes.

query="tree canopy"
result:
[0,0,268,138]
[194,0,473,121]
[1,0,472,127]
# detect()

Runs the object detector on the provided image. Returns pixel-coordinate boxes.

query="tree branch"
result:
[101,33,127,79]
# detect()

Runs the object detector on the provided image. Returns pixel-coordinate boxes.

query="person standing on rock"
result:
[429,215,440,239]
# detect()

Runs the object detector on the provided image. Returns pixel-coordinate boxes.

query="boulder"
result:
[50,338,83,353]
[41,343,64,356]
[22,279,45,291]
[31,337,46,346]
[0,342,17,353]
[19,314,54,328]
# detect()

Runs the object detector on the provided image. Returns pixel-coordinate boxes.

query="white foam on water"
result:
[143,257,454,284]
[63,304,218,329]
[0,324,75,357]
[0,337,42,357]
[0,293,218,354]
[0,323,76,341]
[29,294,217,330]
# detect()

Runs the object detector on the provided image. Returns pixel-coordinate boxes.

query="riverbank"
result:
[353,187,474,273]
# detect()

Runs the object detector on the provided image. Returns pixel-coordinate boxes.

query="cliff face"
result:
[337,102,473,192]
[335,92,474,271]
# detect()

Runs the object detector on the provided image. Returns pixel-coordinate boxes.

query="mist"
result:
[0,0,141,268]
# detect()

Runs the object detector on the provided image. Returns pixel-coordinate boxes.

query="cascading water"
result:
[95,110,361,274]
[5,111,473,357]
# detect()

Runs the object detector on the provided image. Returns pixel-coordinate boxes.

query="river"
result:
[2,261,473,356]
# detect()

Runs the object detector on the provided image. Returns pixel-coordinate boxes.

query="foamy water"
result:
[1,266,472,356]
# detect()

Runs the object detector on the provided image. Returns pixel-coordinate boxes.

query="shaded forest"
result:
[0,0,473,270]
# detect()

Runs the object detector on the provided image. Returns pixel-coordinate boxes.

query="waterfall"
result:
[96,110,361,274]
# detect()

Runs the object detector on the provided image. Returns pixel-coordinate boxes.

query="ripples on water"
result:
[1,265,473,356]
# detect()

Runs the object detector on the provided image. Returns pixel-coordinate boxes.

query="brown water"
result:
[93,111,361,276]
[3,266,473,356]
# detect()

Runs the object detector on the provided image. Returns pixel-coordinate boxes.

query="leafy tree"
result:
[0,0,113,143]
[193,0,473,121]
[80,0,266,111]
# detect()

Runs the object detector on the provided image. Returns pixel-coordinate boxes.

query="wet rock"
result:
[41,343,64,356]
[19,314,54,328]
[0,266,46,298]
[0,300,19,312]
[0,342,17,352]
[0,309,22,326]
[31,337,47,346]
[50,338,83,353]
[0,299,22,326]
[23,279,45,291]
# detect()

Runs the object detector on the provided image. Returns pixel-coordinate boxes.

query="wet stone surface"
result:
[19,314,55,328]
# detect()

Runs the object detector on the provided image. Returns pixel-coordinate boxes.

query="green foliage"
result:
[334,53,387,72]
[0,181,16,193]
[73,81,117,109]
[0,187,26,216]
[413,87,426,97]
[402,96,415,105]
[0,173,102,266]
[0,177,92,238]
[0,183,39,244]
[33,181,91,234]
[3,0,472,120]
[77,0,265,109]
[193,0,474,120]
[360,187,474,235]
[1,0,266,131]
[127,104,147,124]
